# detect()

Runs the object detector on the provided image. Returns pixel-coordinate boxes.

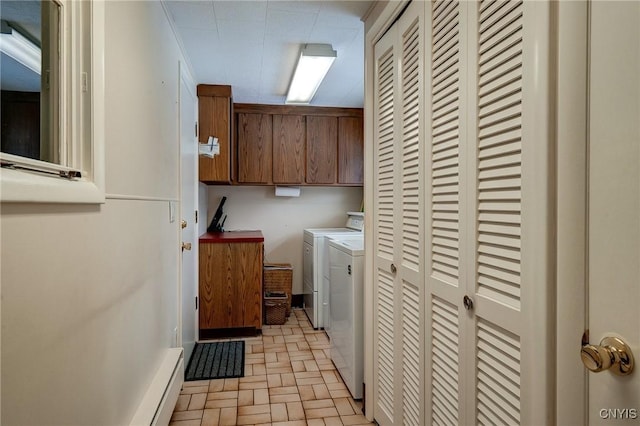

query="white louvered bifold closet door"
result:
[425,0,469,424]
[424,0,553,425]
[371,1,552,424]
[398,4,425,426]
[372,24,400,426]
[471,1,526,423]
[372,2,425,425]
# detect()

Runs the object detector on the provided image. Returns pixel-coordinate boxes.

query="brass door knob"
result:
[181,242,192,251]
[181,220,187,229]
[581,336,634,375]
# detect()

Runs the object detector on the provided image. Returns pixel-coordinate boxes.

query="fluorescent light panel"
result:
[0,26,41,75]
[286,44,336,105]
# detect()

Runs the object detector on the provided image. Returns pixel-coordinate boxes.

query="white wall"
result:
[198,183,209,236]
[1,2,189,424]
[207,186,363,294]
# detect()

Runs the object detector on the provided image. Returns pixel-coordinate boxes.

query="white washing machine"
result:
[303,212,363,329]
[328,236,364,399]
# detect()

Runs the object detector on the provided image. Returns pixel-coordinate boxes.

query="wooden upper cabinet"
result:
[338,116,364,184]
[273,115,305,184]
[237,113,273,183]
[306,115,337,184]
[198,85,232,183]
[232,103,362,186]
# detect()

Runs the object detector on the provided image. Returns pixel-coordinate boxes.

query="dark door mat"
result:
[185,341,245,381]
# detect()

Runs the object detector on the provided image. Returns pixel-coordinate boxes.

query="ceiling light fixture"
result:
[0,24,41,75]
[286,44,336,105]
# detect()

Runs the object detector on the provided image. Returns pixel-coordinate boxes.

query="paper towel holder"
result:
[199,136,220,158]
[275,186,301,197]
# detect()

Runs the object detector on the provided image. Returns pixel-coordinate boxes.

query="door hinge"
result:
[195,296,198,310]
[195,210,198,223]
[195,122,198,138]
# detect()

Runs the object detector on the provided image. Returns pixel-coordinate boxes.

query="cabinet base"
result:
[199,326,260,340]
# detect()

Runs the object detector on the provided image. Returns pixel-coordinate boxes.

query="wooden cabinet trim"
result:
[197,85,232,97]
[234,103,363,118]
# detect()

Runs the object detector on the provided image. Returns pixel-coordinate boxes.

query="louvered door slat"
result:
[402,283,421,426]
[479,1,521,33]
[433,0,457,28]
[376,270,395,417]
[475,318,521,425]
[430,0,462,290]
[476,0,523,318]
[479,141,521,161]
[398,9,425,424]
[401,13,421,283]
[430,296,460,425]
[433,63,460,94]
[376,47,396,262]
[426,1,464,424]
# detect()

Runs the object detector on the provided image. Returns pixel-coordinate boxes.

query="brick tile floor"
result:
[170,309,372,426]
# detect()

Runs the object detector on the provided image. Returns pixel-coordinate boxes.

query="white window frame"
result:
[0,0,105,204]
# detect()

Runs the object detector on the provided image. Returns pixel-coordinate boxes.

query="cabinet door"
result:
[199,242,230,329]
[306,115,337,184]
[273,114,305,184]
[199,242,263,330]
[233,242,263,329]
[338,116,364,184]
[198,93,231,183]
[237,113,272,183]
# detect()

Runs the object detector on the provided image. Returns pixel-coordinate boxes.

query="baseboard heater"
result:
[130,348,184,426]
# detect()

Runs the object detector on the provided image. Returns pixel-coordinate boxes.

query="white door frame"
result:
[178,60,199,360]
[556,1,589,424]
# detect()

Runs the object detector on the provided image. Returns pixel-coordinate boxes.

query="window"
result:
[0,0,105,203]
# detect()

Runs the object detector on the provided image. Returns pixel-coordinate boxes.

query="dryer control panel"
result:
[346,212,364,231]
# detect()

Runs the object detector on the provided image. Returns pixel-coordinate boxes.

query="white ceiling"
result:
[164,0,373,108]
[0,0,41,91]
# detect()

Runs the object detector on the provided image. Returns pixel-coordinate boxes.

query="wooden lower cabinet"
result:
[199,240,263,334]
